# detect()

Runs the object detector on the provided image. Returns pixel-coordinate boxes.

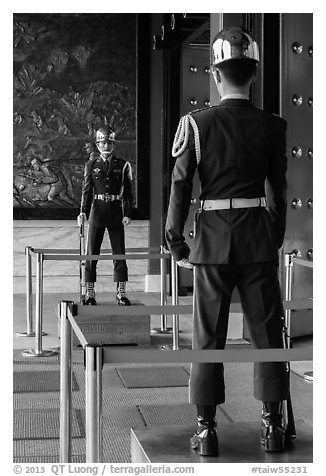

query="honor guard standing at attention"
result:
[78,127,133,306]
[165,26,289,456]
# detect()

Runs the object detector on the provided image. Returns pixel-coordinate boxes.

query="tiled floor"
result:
[13,291,313,463]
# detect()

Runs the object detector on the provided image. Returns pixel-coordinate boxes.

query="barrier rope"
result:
[292,257,313,268]
[65,303,313,363]
[43,252,170,261]
[31,246,161,255]
[20,246,172,357]
[75,299,312,318]
[100,347,312,364]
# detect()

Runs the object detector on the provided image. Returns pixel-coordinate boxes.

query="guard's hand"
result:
[77,213,86,226]
[122,217,131,226]
[176,258,193,269]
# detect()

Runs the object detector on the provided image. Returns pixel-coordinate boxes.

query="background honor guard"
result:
[78,127,133,305]
[165,26,289,456]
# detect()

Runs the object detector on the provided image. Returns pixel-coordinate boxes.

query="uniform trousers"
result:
[189,262,289,405]
[85,225,128,283]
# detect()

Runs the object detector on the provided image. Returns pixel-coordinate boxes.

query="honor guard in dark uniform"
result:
[165,27,289,456]
[78,127,133,305]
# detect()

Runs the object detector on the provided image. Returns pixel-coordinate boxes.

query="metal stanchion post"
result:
[284,253,294,349]
[85,345,103,463]
[22,252,58,357]
[171,256,180,350]
[59,301,73,462]
[152,246,172,335]
[160,245,167,331]
[17,246,36,337]
[161,255,191,350]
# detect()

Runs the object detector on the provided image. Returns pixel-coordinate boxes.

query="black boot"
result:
[261,402,285,452]
[116,282,131,306]
[85,282,97,305]
[116,294,131,306]
[191,406,218,457]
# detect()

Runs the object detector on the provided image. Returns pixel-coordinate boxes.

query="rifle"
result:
[79,215,86,305]
[282,252,297,440]
[282,315,296,440]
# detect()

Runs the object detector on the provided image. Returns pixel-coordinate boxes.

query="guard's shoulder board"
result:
[189,106,208,115]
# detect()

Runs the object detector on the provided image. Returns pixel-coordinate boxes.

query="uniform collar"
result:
[220,93,249,100]
[219,97,253,107]
[100,154,113,162]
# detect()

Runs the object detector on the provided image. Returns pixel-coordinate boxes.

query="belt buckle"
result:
[104,194,111,202]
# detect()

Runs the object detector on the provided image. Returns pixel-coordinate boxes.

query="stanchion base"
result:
[16,331,47,337]
[151,327,173,335]
[22,349,58,358]
[131,420,312,463]
[303,371,313,382]
[160,344,192,350]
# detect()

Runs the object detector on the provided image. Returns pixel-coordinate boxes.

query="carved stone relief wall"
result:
[13,13,136,217]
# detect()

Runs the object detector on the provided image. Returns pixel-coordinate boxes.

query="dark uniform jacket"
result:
[165,98,287,264]
[81,153,133,228]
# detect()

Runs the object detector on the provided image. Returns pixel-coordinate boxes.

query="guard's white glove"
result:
[176,257,193,269]
[77,213,86,226]
[122,217,131,226]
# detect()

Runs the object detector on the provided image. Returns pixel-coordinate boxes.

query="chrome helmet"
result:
[211,26,259,67]
[95,127,116,143]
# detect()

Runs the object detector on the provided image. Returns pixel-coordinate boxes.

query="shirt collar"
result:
[100,154,112,162]
[220,93,250,101]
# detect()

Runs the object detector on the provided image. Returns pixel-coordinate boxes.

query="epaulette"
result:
[190,104,220,115]
[88,152,100,164]
[189,106,209,115]
[171,113,201,164]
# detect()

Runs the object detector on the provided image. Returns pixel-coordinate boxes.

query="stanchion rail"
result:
[59,300,313,463]
[292,257,313,268]
[20,245,313,360]
[41,252,169,261]
[20,246,171,357]
[31,246,160,254]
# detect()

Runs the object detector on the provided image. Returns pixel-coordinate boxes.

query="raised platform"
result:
[131,421,313,463]
[59,300,150,346]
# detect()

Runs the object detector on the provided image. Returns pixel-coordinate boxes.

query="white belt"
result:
[94,194,121,202]
[201,197,267,211]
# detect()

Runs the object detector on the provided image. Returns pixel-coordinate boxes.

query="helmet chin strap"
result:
[101,151,112,159]
[96,144,113,160]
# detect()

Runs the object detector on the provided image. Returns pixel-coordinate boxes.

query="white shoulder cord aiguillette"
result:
[171,114,201,164]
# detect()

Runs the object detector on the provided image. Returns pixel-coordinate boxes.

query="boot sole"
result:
[198,444,219,457]
[192,436,219,456]
[261,438,285,452]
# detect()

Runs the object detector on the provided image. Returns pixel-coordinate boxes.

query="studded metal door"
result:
[178,44,210,288]
[177,13,244,292]
[280,13,313,335]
